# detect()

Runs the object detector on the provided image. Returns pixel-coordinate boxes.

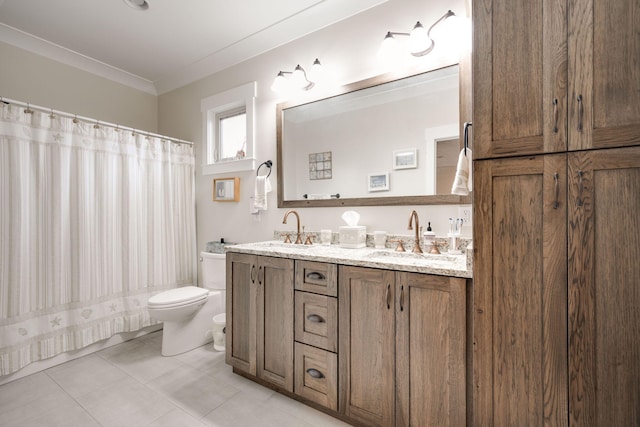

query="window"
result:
[201,82,256,174]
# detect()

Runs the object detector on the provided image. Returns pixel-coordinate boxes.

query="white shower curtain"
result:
[0,103,196,376]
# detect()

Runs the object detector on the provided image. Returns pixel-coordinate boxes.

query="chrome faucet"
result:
[408,210,423,254]
[282,210,303,244]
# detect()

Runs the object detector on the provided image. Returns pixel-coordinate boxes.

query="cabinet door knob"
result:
[306,368,325,379]
[306,314,325,323]
[250,265,256,283]
[400,285,405,312]
[305,271,325,281]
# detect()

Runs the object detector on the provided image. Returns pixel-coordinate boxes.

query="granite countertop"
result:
[225,240,472,279]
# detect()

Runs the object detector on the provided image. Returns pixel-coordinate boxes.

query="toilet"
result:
[147,252,226,356]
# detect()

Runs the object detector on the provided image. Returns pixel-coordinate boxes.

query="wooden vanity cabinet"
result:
[293,260,339,411]
[339,265,467,426]
[226,253,294,391]
[473,0,640,159]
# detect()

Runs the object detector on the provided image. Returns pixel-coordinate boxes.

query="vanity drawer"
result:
[295,260,337,296]
[295,291,337,352]
[294,342,338,411]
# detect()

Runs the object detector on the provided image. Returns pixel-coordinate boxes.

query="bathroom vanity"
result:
[225,242,472,426]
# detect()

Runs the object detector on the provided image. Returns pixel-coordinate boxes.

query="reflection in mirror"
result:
[277,64,470,207]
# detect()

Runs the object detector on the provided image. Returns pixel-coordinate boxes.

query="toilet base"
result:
[159,291,224,356]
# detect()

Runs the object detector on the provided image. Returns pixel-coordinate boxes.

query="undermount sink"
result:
[366,250,461,262]
[250,241,313,249]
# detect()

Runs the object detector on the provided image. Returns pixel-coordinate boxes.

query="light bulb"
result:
[378,32,402,64]
[409,22,432,56]
[270,72,289,92]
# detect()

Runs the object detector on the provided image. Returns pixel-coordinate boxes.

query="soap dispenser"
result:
[423,222,436,248]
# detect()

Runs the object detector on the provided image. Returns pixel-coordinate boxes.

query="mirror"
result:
[277,64,471,207]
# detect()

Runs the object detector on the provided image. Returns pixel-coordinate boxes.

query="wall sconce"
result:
[271,59,322,93]
[379,10,457,61]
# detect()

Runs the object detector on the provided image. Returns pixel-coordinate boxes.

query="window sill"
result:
[202,157,256,175]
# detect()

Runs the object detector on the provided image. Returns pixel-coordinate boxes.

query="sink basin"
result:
[366,250,461,263]
[250,241,313,249]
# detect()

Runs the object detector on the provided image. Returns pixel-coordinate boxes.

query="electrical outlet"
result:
[458,205,472,227]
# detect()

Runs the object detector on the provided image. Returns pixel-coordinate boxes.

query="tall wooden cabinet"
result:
[474,0,640,159]
[226,253,294,391]
[339,265,466,426]
[473,0,640,424]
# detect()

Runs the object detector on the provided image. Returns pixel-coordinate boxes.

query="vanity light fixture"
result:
[122,0,149,10]
[271,59,322,93]
[380,10,457,60]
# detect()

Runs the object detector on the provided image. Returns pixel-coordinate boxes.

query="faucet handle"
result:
[394,240,406,252]
[304,233,315,245]
[283,233,292,244]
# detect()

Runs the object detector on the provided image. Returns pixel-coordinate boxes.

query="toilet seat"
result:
[148,286,209,309]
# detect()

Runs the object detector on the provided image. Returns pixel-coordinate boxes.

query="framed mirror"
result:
[277,64,471,207]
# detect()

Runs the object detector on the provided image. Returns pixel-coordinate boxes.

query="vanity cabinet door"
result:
[226,252,257,375]
[473,0,567,159]
[339,266,395,427]
[473,155,568,426]
[395,272,466,427]
[256,256,294,392]
[226,253,294,391]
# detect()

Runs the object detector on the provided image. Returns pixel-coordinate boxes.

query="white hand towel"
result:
[451,148,472,195]
[265,176,272,193]
[253,176,268,211]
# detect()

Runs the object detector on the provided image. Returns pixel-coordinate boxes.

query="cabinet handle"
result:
[258,266,264,285]
[400,285,405,312]
[553,172,560,209]
[250,265,256,283]
[577,95,583,132]
[306,314,325,323]
[386,283,391,310]
[305,271,326,281]
[577,170,584,207]
[552,98,559,133]
[306,368,325,379]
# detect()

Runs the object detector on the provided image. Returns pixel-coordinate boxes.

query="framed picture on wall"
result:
[393,148,417,170]
[213,177,240,201]
[367,172,389,192]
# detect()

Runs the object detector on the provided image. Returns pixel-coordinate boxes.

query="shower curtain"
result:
[0,103,196,376]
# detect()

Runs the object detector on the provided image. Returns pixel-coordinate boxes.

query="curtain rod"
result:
[0,96,194,146]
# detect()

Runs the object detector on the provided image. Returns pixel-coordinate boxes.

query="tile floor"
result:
[0,332,351,427]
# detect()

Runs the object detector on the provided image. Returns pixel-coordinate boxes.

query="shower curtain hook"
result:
[94,120,100,129]
[73,114,79,124]
[24,103,34,114]
[49,108,56,119]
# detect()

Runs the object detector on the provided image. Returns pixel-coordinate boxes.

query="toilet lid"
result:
[148,286,209,308]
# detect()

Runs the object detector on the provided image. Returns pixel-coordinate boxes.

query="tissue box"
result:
[339,226,366,248]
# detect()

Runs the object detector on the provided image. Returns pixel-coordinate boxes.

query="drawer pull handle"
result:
[306,314,325,323]
[306,271,326,281]
[306,368,325,379]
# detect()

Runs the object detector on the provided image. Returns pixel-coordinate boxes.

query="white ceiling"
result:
[0,0,387,95]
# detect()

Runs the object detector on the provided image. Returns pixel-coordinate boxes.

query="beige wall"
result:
[158,0,470,267]
[0,41,157,131]
[1,0,470,288]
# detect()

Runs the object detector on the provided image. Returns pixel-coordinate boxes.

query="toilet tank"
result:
[200,252,226,290]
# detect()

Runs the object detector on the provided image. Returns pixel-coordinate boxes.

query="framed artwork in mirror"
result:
[393,148,417,170]
[368,172,389,192]
[213,177,240,202]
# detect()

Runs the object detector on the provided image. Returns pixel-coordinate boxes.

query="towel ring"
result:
[463,121,472,156]
[257,160,272,178]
